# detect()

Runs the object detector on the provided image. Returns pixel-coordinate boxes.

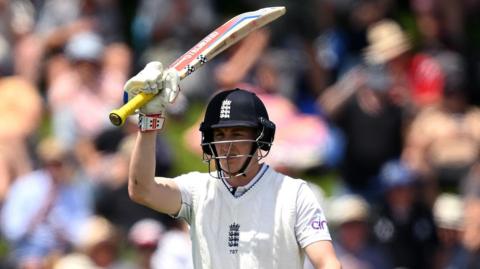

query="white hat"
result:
[65,31,104,62]
[78,216,116,251]
[364,19,411,64]
[128,218,164,248]
[53,253,100,269]
[433,193,464,230]
[328,194,369,226]
[36,136,69,163]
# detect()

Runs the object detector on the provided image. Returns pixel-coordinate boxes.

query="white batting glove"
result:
[123,61,180,131]
[124,61,180,114]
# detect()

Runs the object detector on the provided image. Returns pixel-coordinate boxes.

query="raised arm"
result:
[128,131,182,215]
[125,62,182,215]
[317,67,364,120]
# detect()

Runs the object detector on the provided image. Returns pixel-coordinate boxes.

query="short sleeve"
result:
[172,172,203,223]
[295,183,332,248]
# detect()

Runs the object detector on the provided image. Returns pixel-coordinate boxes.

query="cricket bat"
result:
[109,6,286,126]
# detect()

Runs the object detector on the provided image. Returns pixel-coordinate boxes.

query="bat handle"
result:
[109,93,155,126]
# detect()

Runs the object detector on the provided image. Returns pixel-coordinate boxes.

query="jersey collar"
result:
[221,164,268,198]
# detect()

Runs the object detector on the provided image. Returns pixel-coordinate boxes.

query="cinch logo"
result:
[309,210,328,230]
[311,219,327,230]
[220,99,232,119]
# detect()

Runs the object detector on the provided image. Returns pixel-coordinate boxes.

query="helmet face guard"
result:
[201,139,265,178]
[199,89,275,178]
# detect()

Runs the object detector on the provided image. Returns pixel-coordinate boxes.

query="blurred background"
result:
[0,0,480,268]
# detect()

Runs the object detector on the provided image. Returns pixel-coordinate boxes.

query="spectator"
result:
[0,137,92,269]
[77,215,134,269]
[318,63,405,201]
[326,194,392,269]
[35,0,125,49]
[0,0,41,82]
[372,159,437,269]
[318,19,444,201]
[0,76,42,204]
[47,31,126,148]
[462,162,480,199]
[432,193,465,269]
[53,253,99,269]
[402,52,480,196]
[131,0,216,103]
[452,197,480,268]
[94,133,175,232]
[128,219,165,269]
[363,19,444,111]
[151,220,193,269]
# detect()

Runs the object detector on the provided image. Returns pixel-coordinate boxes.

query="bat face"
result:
[170,6,286,79]
[170,31,219,74]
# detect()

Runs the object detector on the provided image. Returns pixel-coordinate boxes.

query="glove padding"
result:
[123,61,180,115]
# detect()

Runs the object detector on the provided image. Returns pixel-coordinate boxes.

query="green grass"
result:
[0,238,9,260]
[302,170,339,197]
[163,101,208,176]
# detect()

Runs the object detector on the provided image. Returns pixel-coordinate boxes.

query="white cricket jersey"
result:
[173,165,331,269]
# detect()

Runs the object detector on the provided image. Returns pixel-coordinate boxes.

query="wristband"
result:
[138,113,165,132]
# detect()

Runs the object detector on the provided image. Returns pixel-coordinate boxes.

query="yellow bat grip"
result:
[109,93,156,126]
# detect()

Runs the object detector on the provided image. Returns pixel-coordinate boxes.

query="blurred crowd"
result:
[1,0,480,268]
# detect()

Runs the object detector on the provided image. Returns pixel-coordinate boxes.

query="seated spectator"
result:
[0,137,92,269]
[77,215,134,269]
[326,194,392,269]
[372,159,437,269]
[151,219,193,269]
[53,253,99,269]
[128,219,165,269]
[432,193,465,269]
[438,196,480,268]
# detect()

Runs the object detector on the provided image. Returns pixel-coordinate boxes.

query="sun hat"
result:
[128,218,165,248]
[433,193,464,230]
[53,253,100,269]
[328,194,370,226]
[379,159,416,191]
[364,19,411,64]
[78,216,116,251]
[65,31,104,62]
[36,136,70,164]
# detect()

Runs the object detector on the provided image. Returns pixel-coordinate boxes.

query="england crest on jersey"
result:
[228,222,240,254]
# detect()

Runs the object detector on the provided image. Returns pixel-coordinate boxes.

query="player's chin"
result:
[220,158,244,172]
